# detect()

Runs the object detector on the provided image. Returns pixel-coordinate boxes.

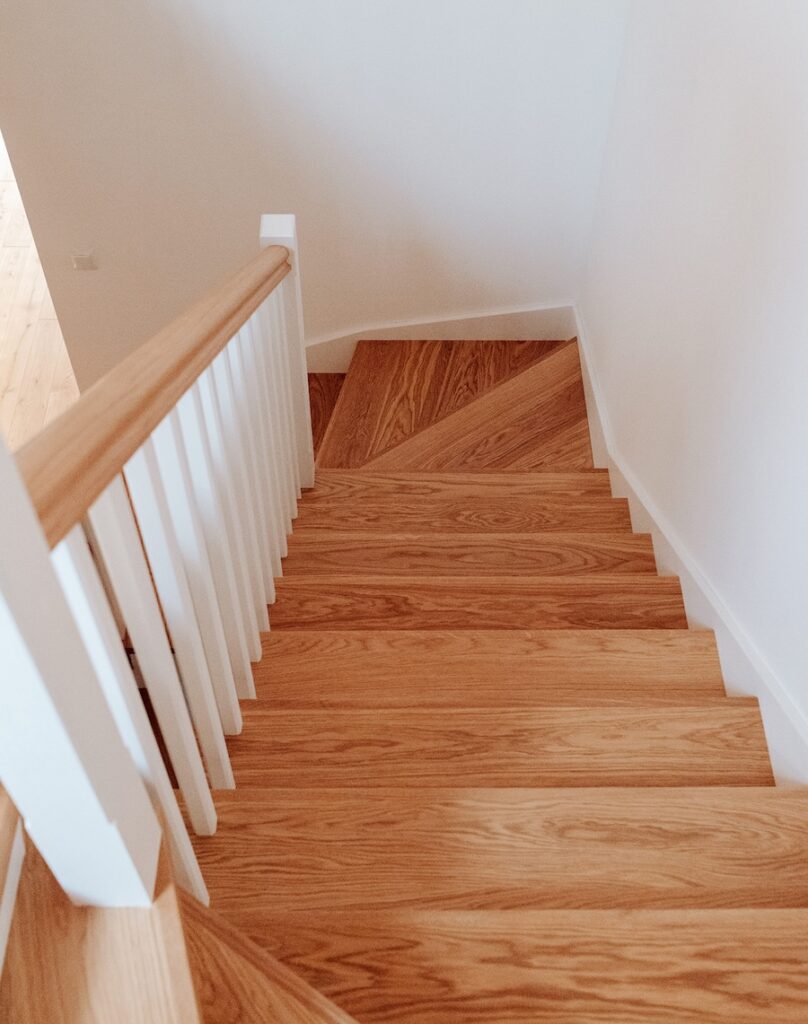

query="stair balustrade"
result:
[0,215,313,908]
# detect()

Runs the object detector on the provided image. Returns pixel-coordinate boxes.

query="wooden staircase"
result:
[180,337,808,1021]
[3,219,804,1020]
[3,334,807,1021]
[179,335,806,1015]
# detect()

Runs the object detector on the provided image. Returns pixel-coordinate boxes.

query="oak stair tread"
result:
[255,628,725,705]
[257,908,808,1023]
[364,339,593,470]
[282,531,657,575]
[229,705,772,788]
[316,339,563,468]
[270,575,688,630]
[193,787,808,916]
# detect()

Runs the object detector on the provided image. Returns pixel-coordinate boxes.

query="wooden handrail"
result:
[17,245,291,549]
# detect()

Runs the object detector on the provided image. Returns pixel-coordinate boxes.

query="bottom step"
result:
[180,891,358,1024]
[262,908,808,1023]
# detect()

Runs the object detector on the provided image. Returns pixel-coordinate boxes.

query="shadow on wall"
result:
[0,0,627,386]
[580,0,808,782]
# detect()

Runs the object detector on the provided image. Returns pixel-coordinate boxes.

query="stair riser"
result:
[282,534,657,576]
[293,498,632,533]
[308,470,614,500]
[255,630,725,707]
[230,707,772,789]
[270,578,688,630]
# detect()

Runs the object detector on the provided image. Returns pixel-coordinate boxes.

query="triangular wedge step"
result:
[316,339,562,468]
[364,339,593,470]
[255,908,808,1023]
[307,373,345,457]
[179,890,358,1024]
[229,704,773,788]
[255,629,726,707]
[270,575,688,630]
[282,532,657,575]
[193,788,808,917]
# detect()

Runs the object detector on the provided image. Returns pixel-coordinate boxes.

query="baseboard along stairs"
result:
[5,335,808,1021]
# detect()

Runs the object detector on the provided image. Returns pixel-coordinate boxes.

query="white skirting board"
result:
[304,302,577,372]
[0,821,25,973]
[574,304,808,785]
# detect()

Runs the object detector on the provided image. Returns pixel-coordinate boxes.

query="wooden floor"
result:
[186,345,808,1021]
[0,133,78,449]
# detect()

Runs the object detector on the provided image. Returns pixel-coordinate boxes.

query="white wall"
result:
[580,0,808,779]
[0,0,627,387]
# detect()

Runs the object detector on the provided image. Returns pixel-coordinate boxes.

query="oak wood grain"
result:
[365,340,593,470]
[258,908,808,1023]
[254,629,725,706]
[16,245,290,548]
[0,841,201,1024]
[308,469,613,499]
[193,788,808,916]
[230,705,772,788]
[283,532,657,576]
[270,575,688,630]
[294,492,632,532]
[179,891,359,1024]
[0,156,79,451]
[307,374,345,457]
[316,340,562,468]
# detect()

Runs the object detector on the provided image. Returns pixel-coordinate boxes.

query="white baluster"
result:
[226,335,276,599]
[258,298,297,529]
[52,525,208,903]
[124,441,234,790]
[151,411,242,735]
[269,288,303,500]
[0,442,160,906]
[211,350,269,629]
[177,385,255,695]
[260,213,315,489]
[247,308,289,562]
[89,477,217,834]
[197,369,262,664]
[237,319,283,576]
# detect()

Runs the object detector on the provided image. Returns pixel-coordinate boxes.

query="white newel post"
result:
[259,213,316,489]
[0,441,161,907]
